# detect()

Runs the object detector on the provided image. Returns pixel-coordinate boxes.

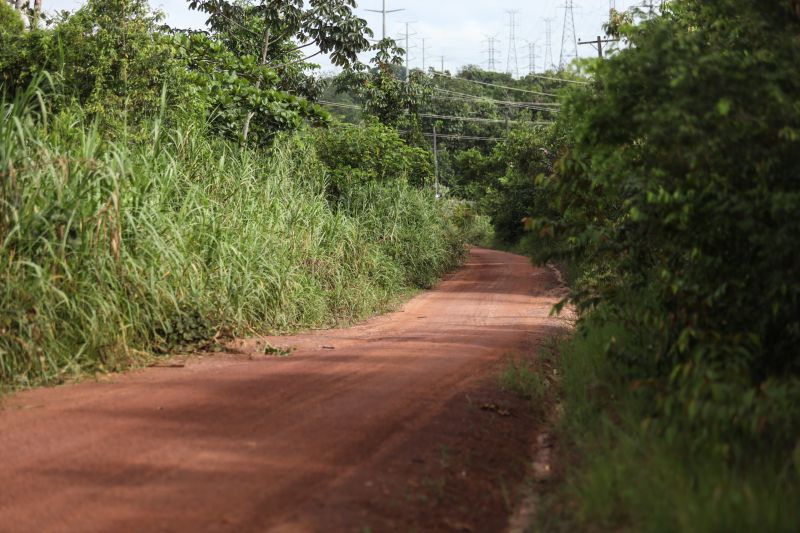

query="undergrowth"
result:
[535,318,800,533]
[0,85,481,389]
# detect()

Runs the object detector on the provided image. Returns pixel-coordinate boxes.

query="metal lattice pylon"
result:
[543,18,555,71]
[559,0,578,69]
[506,10,520,78]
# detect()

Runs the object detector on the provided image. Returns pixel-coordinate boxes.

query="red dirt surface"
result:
[0,248,570,532]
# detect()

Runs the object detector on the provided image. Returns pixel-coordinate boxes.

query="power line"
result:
[318,101,552,122]
[424,128,551,142]
[423,133,505,142]
[419,113,552,125]
[316,101,556,123]
[318,100,362,110]
[431,87,561,107]
[432,88,561,103]
[429,96,560,113]
[431,71,559,97]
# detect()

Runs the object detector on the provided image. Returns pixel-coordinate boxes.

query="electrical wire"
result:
[431,71,559,98]
[318,102,554,124]
[419,113,553,125]
[423,133,504,142]
[429,96,560,113]
[431,89,560,106]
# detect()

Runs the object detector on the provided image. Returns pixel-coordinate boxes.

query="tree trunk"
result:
[241,25,271,143]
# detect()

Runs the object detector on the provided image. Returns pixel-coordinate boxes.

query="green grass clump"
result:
[500,354,548,404]
[538,320,800,533]
[0,87,470,389]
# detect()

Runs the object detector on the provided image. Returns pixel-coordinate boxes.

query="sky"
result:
[42,0,646,75]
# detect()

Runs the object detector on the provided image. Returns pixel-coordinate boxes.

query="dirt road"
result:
[0,248,570,532]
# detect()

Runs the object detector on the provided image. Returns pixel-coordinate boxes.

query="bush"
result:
[544,316,800,533]
[529,0,800,453]
[311,119,434,193]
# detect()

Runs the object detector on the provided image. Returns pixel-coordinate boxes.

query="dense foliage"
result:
[0,0,492,388]
[312,120,434,192]
[535,0,800,451]
[0,84,477,388]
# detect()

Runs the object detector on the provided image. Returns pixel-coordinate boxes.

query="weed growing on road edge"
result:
[499,344,559,418]
[263,344,293,358]
[500,356,547,403]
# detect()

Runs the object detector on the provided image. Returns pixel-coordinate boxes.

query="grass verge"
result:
[534,320,800,533]
[0,87,483,389]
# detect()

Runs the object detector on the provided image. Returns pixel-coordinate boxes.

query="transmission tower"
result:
[397,21,417,82]
[559,0,578,69]
[420,37,433,71]
[366,0,404,41]
[643,0,658,16]
[483,35,501,72]
[526,42,538,75]
[543,18,555,71]
[506,10,520,78]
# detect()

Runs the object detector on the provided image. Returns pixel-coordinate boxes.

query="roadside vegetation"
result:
[0,0,489,389]
[519,2,800,531]
[1,0,797,529]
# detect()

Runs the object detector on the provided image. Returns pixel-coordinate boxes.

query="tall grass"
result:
[537,319,800,533]
[0,86,472,388]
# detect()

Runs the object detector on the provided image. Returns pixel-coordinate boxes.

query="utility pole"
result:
[432,125,440,199]
[483,35,500,72]
[559,0,578,69]
[505,10,520,78]
[366,0,404,41]
[440,55,445,73]
[578,35,620,58]
[543,18,555,71]
[398,21,417,82]
[421,37,433,71]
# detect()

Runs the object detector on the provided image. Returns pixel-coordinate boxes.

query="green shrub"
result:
[529,0,800,453]
[311,119,434,193]
[546,316,800,533]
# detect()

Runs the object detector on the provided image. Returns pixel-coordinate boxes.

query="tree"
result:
[335,38,433,131]
[531,0,800,449]
[189,0,373,141]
